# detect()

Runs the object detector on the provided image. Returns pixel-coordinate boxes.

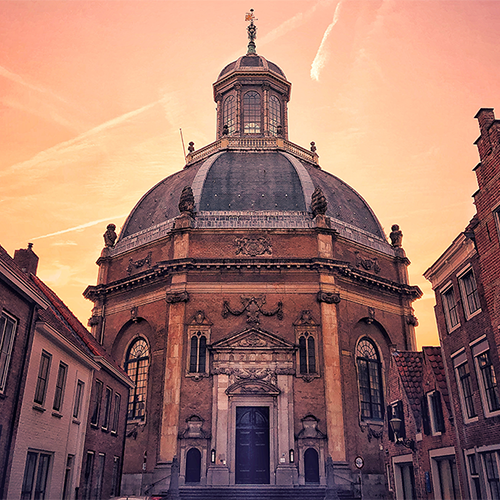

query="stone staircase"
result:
[172,486,357,500]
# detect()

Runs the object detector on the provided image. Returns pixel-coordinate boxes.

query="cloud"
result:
[31,214,128,241]
[311,0,344,81]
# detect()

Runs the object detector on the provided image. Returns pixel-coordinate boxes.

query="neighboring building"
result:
[84,21,422,498]
[0,245,49,500]
[0,244,131,500]
[384,347,459,500]
[424,108,500,500]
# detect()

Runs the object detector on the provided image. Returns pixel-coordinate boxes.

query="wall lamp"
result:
[211,449,216,464]
[389,418,415,451]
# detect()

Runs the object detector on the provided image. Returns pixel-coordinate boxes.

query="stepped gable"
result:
[392,350,424,424]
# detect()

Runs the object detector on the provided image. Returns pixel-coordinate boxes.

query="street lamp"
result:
[389,417,415,451]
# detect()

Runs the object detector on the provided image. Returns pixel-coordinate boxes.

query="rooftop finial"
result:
[245,9,257,54]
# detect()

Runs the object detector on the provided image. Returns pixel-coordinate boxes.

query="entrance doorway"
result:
[304,448,320,483]
[235,407,270,484]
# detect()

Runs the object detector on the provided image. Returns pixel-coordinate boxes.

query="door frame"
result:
[228,396,277,485]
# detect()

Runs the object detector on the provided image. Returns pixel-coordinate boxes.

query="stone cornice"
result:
[84,257,422,301]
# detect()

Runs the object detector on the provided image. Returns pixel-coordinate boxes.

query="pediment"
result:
[226,379,281,397]
[211,328,295,351]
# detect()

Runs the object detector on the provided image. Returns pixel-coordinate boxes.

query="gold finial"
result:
[246,9,257,54]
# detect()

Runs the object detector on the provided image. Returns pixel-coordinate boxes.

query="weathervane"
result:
[245,9,257,54]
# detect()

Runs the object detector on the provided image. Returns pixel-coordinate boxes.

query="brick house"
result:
[384,347,459,499]
[424,108,500,499]
[83,24,422,499]
[0,245,49,500]
[1,244,132,500]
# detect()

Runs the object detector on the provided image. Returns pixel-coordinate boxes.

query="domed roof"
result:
[119,150,385,241]
[217,53,286,81]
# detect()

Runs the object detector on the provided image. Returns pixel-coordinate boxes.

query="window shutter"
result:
[397,400,406,439]
[387,405,394,441]
[421,397,431,435]
[434,391,445,433]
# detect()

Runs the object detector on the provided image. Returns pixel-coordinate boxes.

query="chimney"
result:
[13,243,39,275]
[475,108,495,135]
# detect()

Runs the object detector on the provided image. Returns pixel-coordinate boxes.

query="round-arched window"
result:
[125,338,149,421]
[269,95,281,135]
[243,91,261,134]
[223,95,235,135]
[356,337,383,420]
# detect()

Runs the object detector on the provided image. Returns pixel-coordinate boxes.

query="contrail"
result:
[310,0,344,81]
[31,215,128,241]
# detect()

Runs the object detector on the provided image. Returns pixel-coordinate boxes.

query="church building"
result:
[84,15,422,498]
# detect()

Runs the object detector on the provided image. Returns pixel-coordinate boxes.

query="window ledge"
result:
[32,404,46,413]
[72,418,81,425]
[101,427,109,433]
[465,309,482,321]
[484,409,500,419]
[111,430,118,436]
[90,423,99,429]
[51,411,63,419]
[463,416,479,424]
[185,372,209,380]
[447,323,462,335]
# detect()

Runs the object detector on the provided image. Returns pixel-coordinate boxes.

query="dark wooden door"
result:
[185,448,201,483]
[235,407,270,484]
[304,447,320,483]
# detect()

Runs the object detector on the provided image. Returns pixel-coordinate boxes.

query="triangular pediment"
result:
[211,328,295,351]
[226,379,281,397]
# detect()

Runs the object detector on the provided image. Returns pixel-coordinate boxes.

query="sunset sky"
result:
[2,0,499,348]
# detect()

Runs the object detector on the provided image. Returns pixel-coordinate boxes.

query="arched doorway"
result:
[185,448,201,483]
[304,448,320,483]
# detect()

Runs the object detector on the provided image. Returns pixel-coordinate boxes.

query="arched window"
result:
[185,448,202,483]
[356,337,383,420]
[243,91,261,134]
[125,338,149,421]
[299,333,316,374]
[189,331,207,373]
[269,95,281,135]
[222,96,235,135]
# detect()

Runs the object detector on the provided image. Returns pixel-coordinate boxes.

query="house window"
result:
[442,286,460,331]
[90,379,103,426]
[62,455,74,500]
[466,453,482,500]
[356,338,383,420]
[476,349,500,413]
[458,269,481,318]
[83,451,94,500]
[431,453,460,500]
[393,456,416,500]
[34,351,51,406]
[299,333,316,375]
[95,453,105,500]
[427,390,445,435]
[125,338,149,420]
[456,361,477,419]
[21,451,51,500]
[102,387,112,430]
[482,450,500,499]
[73,380,84,419]
[0,312,17,393]
[53,362,68,412]
[223,95,235,135]
[111,456,121,497]
[111,393,121,434]
[243,91,261,134]
[189,331,207,374]
[269,95,281,135]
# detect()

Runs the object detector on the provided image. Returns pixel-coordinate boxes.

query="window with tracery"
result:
[189,331,207,374]
[356,338,383,420]
[269,95,281,135]
[223,96,235,135]
[125,338,149,421]
[299,333,316,375]
[243,91,261,134]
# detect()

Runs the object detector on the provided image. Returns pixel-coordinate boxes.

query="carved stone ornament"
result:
[365,307,376,324]
[390,224,403,248]
[226,379,280,397]
[222,296,283,326]
[131,306,138,323]
[190,310,212,325]
[127,251,152,275]
[297,415,326,439]
[165,291,190,304]
[293,310,318,326]
[180,415,209,439]
[355,251,381,274]
[311,187,328,217]
[103,223,117,248]
[406,314,419,327]
[316,291,340,304]
[235,237,272,257]
[178,186,195,216]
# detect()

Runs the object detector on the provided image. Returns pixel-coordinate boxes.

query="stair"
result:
[173,486,356,500]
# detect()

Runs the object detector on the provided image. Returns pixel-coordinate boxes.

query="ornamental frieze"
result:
[355,251,381,274]
[126,251,152,275]
[234,236,272,257]
[165,291,190,304]
[222,295,283,326]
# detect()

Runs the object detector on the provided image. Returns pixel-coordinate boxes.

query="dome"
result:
[119,150,386,241]
[217,53,286,81]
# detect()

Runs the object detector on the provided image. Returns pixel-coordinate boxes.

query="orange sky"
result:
[2,0,499,348]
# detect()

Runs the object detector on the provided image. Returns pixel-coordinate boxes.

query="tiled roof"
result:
[392,350,424,425]
[423,346,451,413]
